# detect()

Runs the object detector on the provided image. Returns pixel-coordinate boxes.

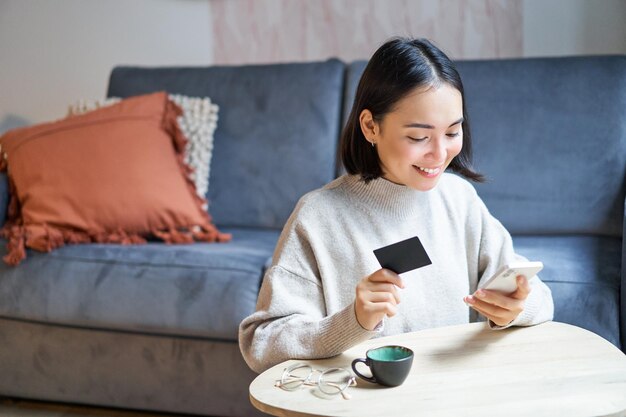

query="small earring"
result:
[371,141,375,147]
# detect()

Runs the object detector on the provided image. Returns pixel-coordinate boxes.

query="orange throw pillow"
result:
[0,91,231,266]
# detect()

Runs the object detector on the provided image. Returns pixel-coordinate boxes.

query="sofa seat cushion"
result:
[513,235,622,348]
[0,227,279,342]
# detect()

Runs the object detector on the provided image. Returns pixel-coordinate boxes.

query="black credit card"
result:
[373,236,432,274]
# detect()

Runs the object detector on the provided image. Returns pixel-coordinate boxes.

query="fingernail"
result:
[465,296,475,304]
[475,290,485,298]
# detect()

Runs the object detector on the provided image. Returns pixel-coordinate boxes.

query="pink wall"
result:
[211,0,522,65]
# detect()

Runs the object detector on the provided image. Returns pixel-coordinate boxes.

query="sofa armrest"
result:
[622,195,626,352]
[0,172,8,228]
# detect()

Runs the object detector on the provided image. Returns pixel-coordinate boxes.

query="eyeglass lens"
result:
[318,368,352,395]
[281,364,312,390]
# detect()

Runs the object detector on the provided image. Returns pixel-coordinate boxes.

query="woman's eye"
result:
[407,136,427,142]
[446,132,460,138]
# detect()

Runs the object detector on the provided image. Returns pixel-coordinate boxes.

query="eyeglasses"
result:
[275,362,357,400]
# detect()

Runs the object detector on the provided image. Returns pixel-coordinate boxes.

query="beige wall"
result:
[0,0,212,130]
[523,0,626,57]
[210,0,522,65]
[1,0,625,131]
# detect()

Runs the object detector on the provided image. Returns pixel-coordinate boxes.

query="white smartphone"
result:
[478,261,544,294]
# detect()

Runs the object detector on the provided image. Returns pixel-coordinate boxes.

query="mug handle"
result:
[351,358,377,384]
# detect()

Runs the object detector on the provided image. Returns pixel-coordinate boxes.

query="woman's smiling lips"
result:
[413,165,442,178]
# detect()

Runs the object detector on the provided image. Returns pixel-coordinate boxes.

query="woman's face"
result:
[360,83,464,191]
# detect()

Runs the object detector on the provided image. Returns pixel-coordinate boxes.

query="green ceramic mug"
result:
[351,345,414,387]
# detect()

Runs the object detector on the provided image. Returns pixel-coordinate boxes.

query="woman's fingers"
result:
[465,293,522,326]
[355,268,404,330]
[473,289,522,312]
[511,275,532,300]
[365,269,404,303]
[357,282,401,305]
[367,290,399,305]
[369,268,405,289]
[469,302,511,326]
[364,297,399,317]
[466,295,508,317]
[464,275,530,325]
[367,282,401,304]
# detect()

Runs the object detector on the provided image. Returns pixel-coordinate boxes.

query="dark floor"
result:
[0,397,194,417]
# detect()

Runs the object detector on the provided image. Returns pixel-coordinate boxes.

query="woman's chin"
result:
[407,176,441,192]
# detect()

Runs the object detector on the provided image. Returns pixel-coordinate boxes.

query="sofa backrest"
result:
[343,56,626,236]
[108,60,345,230]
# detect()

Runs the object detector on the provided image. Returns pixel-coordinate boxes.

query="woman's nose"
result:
[427,137,447,161]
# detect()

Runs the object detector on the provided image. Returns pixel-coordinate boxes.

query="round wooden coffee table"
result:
[249,321,626,417]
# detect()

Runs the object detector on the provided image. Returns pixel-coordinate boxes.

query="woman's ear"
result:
[359,109,378,145]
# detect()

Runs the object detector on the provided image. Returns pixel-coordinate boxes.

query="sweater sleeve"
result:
[472,194,554,330]
[239,266,378,373]
[238,196,378,374]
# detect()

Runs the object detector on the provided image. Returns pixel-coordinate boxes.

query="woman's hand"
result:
[464,275,531,327]
[355,268,405,331]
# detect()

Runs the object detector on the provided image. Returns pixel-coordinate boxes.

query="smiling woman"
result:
[358,84,465,191]
[341,38,483,185]
[238,37,554,374]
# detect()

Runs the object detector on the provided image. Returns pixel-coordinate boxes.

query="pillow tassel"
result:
[128,234,146,244]
[173,229,194,244]
[115,228,133,245]
[1,173,29,264]
[117,229,147,245]
[42,224,65,252]
[88,228,147,245]
[3,226,26,266]
[62,229,92,245]
[152,227,194,244]
[192,224,232,243]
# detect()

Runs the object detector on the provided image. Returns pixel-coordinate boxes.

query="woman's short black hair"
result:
[340,37,484,183]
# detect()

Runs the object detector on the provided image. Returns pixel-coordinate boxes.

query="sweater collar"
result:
[343,174,425,219]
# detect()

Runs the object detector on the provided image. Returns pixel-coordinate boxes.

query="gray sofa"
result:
[0,55,624,417]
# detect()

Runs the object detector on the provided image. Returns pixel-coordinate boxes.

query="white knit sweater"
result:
[239,174,554,373]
